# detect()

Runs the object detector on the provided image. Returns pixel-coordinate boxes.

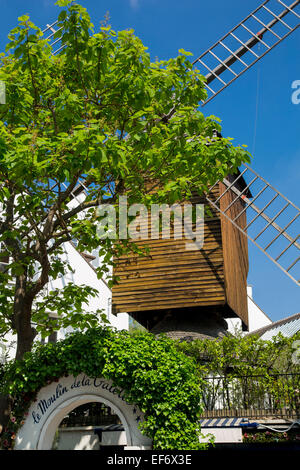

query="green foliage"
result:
[0,327,207,450]
[32,284,108,338]
[0,0,250,355]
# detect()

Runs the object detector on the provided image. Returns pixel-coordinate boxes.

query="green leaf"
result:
[18,15,30,23]
[178,48,193,56]
[55,0,72,6]
[14,46,23,58]
[58,10,68,21]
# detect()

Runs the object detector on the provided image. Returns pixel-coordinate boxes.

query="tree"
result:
[0,0,250,362]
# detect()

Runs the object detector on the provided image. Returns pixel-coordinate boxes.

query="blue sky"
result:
[0,0,299,322]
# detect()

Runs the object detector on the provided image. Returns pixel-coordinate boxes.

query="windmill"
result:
[40,0,300,340]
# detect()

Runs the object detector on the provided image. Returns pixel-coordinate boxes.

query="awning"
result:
[94,424,124,433]
[199,417,257,428]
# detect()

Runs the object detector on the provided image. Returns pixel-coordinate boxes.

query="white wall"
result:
[246,286,272,332]
[0,330,17,363]
[226,286,272,335]
[48,241,129,338]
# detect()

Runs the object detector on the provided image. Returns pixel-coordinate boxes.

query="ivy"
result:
[1,328,299,450]
[0,327,207,450]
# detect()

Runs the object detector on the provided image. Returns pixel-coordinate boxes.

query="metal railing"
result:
[201,373,300,418]
[60,402,121,428]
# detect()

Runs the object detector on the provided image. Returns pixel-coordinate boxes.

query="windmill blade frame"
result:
[206,164,300,286]
[193,0,300,106]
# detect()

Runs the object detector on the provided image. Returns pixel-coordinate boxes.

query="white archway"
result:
[15,374,152,450]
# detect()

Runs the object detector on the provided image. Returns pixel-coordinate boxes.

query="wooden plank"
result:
[112,186,227,315]
[219,182,249,327]
[115,265,224,278]
[113,287,226,300]
[112,276,225,289]
[116,249,224,265]
[114,298,226,312]
[116,238,222,258]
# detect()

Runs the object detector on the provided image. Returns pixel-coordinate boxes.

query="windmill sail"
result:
[42,21,65,55]
[193,0,300,106]
[206,164,300,286]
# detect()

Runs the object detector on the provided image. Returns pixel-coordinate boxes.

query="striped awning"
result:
[199,417,254,428]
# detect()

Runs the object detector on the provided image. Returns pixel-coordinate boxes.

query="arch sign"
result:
[15,373,152,450]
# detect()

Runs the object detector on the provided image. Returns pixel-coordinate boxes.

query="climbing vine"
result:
[0,327,207,450]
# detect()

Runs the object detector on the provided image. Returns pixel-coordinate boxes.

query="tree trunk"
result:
[15,323,36,361]
[13,273,37,361]
[0,276,37,436]
[15,301,36,360]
